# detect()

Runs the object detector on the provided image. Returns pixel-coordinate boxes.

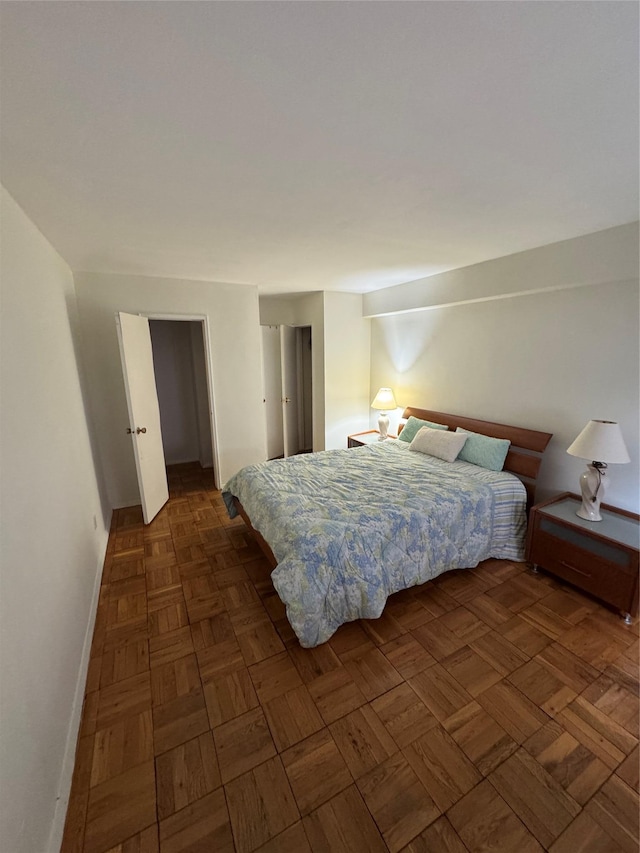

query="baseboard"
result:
[47,517,111,852]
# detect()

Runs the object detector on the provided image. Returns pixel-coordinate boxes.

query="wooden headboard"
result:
[400,407,553,508]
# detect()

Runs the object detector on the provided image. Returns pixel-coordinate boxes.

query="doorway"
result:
[261,324,313,460]
[149,319,215,476]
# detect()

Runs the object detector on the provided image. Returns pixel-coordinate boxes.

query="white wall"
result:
[150,320,201,466]
[323,292,371,449]
[0,188,109,853]
[368,225,640,512]
[75,273,267,505]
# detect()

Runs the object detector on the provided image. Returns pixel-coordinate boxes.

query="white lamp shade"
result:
[566,420,630,464]
[371,387,397,411]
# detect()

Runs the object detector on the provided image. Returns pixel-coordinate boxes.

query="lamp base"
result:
[576,464,607,522]
[377,412,389,440]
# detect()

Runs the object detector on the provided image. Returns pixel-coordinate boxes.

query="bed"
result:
[222,407,552,648]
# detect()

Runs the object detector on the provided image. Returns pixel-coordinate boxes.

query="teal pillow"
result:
[456,428,510,471]
[398,416,448,443]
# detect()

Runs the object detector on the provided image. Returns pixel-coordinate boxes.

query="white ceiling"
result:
[1,1,637,294]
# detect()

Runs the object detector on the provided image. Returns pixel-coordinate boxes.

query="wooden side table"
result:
[347,430,396,448]
[526,492,639,623]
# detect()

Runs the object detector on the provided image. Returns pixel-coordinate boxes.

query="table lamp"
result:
[371,388,397,440]
[566,420,630,521]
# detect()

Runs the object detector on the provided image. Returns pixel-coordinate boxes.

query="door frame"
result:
[143,312,221,488]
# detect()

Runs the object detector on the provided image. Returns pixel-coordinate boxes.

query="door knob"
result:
[282,397,291,403]
[126,428,133,434]
[136,427,147,434]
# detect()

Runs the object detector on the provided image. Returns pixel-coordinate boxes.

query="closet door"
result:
[116,312,169,523]
[260,326,284,459]
[280,325,299,458]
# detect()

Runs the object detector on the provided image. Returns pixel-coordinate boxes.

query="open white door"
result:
[280,325,299,458]
[116,312,169,524]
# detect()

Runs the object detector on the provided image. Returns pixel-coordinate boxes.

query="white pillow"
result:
[408,426,468,463]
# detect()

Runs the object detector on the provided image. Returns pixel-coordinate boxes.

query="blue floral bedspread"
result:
[222,441,526,648]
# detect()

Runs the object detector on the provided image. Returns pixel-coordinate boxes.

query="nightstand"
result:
[526,492,639,623]
[347,430,396,448]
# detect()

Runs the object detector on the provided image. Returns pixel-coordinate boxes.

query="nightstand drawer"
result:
[538,516,634,570]
[530,531,637,608]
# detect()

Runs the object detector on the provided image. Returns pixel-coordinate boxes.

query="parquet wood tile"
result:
[497,613,554,657]
[370,682,438,748]
[150,653,202,707]
[438,604,492,644]
[288,638,342,683]
[100,638,149,687]
[557,696,638,770]
[404,724,481,812]
[411,619,466,661]
[148,626,194,669]
[62,480,640,853]
[409,663,473,724]
[262,684,325,751]
[549,809,627,853]
[465,591,514,629]
[103,823,158,853]
[523,720,611,806]
[508,657,577,717]
[441,645,503,697]
[469,629,530,675]
[96,672,152,731]
[488,747,581,847]
[477,679,548,744]
[380,634,436,679]
[84,761,156,853]
[344,647,404,701]
[584,774,639,852]
[155,732,220,820]
[281,728,353,815]
[616,745,640,793]
[152,690,210,756]
[307,665,367,725]
[448,778,543,852]
[90,710,153,787]
[445,700,518,776]
[582,672,639,736]
[399,815,468,853]
[328,620,376,661]
[147,600,189,637]
[302,785,387,853]
[158,788,234,853]
[252,821,311,853]
[357,751,440,852]
[384,595,433,631]
[203,667,259,727]
[329,705,398,779]
[213,706,277,783]
[225,755,299,853]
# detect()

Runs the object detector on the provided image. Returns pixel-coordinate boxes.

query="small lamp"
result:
[566,420,630,521]
[371,387,397,440]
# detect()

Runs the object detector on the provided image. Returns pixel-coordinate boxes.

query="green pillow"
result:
[456,428,510,471]
[398,416,448,443]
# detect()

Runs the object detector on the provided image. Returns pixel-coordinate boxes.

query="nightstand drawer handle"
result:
[560,560,591,578]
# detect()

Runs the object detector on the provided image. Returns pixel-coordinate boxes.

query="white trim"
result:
[47,520,111,853]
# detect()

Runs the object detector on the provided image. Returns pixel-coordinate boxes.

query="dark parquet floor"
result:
[61,463,640,853]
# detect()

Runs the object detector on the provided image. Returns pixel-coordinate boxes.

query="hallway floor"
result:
[62,463,639,853]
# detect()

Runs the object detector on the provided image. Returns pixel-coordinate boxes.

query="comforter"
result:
[222,440,526,647]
